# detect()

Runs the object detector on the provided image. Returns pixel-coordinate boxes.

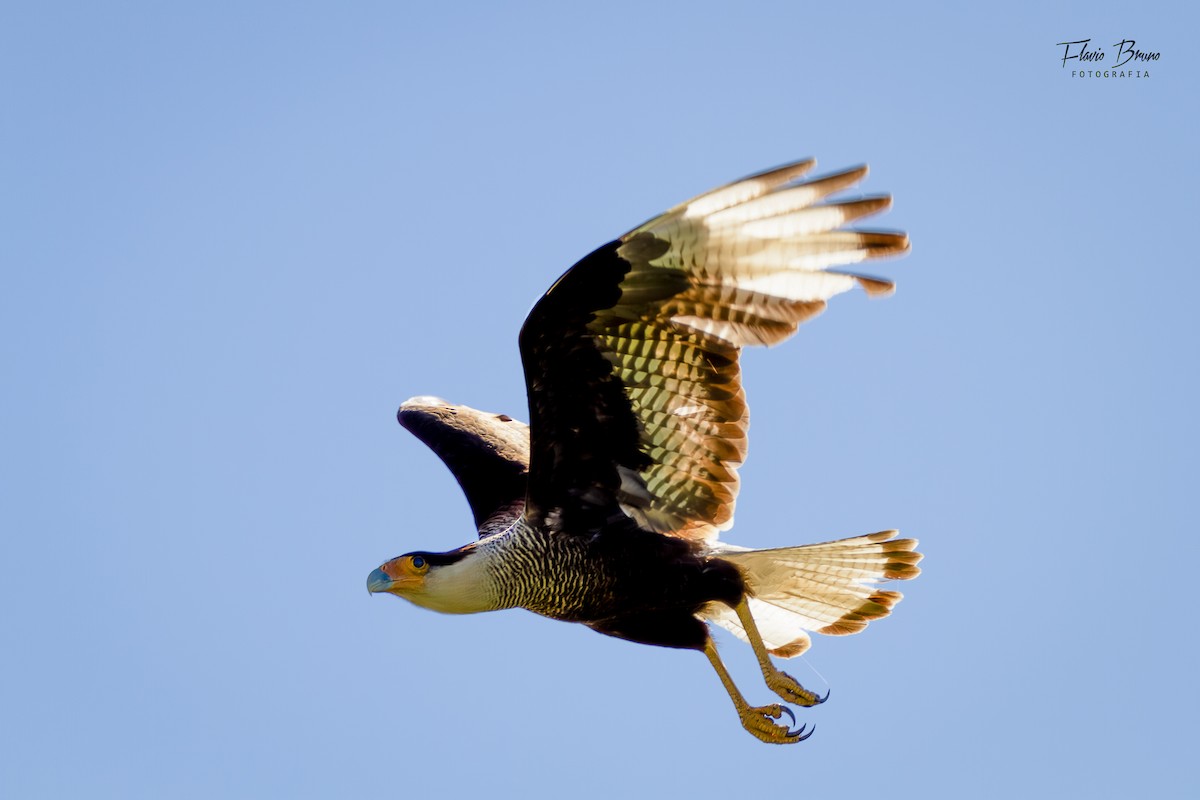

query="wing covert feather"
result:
[519,160,908,541]
[397,397,530,533]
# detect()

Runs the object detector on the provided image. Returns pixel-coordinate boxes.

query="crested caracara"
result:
[368,159,921,744]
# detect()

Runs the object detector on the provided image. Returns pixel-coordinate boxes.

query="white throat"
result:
[409,549,499,615]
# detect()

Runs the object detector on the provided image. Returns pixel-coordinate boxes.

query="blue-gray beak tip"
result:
[367,568,393,594]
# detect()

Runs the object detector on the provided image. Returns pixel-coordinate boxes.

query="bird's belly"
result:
[490,528,743,624]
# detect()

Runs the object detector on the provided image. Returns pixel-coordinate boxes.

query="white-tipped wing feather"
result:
[519,159,907,541]
[609,162,907,538]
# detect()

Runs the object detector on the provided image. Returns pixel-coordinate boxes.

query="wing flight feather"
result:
[519,160,908,541]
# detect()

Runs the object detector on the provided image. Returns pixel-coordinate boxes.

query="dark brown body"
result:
[483,513,746,651]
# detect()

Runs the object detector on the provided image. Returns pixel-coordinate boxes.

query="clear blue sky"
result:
[3,2,1197,797]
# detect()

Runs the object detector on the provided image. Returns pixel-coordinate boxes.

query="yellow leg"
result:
[733,598,828,707]
[703,639,812,744]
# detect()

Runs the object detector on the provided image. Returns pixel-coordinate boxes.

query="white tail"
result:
[702,530,922,657]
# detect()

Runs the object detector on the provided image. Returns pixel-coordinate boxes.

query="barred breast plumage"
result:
[480,513,745,637]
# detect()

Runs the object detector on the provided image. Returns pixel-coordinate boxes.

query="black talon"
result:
[817,688,830,705]
[793,723,815,741]
[777,705,796,728]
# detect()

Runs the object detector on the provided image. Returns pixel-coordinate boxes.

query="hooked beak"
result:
[366,568,394,594]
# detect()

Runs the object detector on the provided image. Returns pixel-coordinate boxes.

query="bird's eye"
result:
[411,555,426,570]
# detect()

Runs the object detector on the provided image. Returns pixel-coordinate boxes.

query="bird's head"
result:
[367,545,495,614]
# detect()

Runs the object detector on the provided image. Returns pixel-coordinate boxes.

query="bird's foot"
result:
[737,703,813,745]
[765,670,828,707]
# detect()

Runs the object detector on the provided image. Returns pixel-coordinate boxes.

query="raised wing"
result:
[518,159,908,541]
[397,396,529,532]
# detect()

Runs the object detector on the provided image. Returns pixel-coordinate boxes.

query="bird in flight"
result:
[368,159,921,744]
